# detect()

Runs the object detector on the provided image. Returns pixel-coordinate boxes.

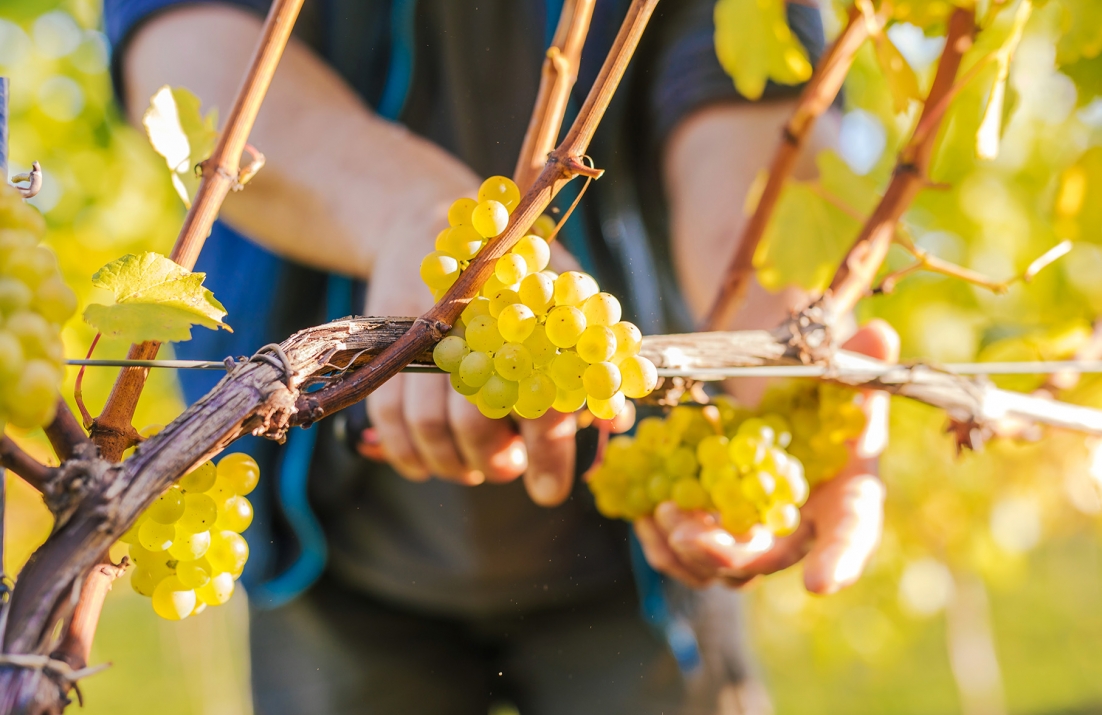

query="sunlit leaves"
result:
[1051,0,1102,65]
[976,0,1032,160]
[1059,54,1102,106]
[873,31,922,113]
[1054,146,1102,244]
[714,0,813,101]
[143,86,218,208]
[83,252,230,343]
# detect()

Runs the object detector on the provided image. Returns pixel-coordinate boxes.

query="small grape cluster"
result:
[122,443,258,620]
[588,382,867,537]
[0,184,77,431]
[422,176,658,420]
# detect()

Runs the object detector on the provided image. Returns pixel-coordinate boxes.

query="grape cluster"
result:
[422,176,658,420]
[588,382,867,537]
[122,445,258,620]
[0,184,77,431]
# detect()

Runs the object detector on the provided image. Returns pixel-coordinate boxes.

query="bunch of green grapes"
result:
[423,176,659,420]
[121,442,258,620]
[0,184,77,432]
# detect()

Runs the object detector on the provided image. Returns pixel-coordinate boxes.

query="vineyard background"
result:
[2,0,1102,713]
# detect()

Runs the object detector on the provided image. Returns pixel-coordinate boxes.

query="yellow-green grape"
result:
[480,374,519,410]
[138,519,175,552]
[619,355,658,399]
[176,558,213,589]
[696,435,730,469]
[147,486,185,524]
[180,461,217,493]
[216,496,254,533]
[475,390,513,419]
[466,315,505,354]
[549,350,588,391]
[523,324,558,367]
[610,321,642,363]
[0,332,25,379]
[552,386,587,413]
[6,360,59,428]
[130,566,166,598]
[721,501,760,536]
[582,362,621,400]
[531,214,558,240]
[488,288,522,319]
[761,414,792,448]
[4,246,56,287]
[512,235,550,273]
[472,200,510,238]
[729,434,766,470]
[434,335,470,372]
[448,197,478,226]
[515,372,557,419]
[152,577,197,621]
[462,296,492,324]
[419,251,460,291]
[8,311,62,360]
[480,273,511,299]
[635,417,673,453]
[179,493,219,533]
[459,351,495,387]
[741,471,776,503]
[518,272,555,315]
[478,176,521,212]
[553,271,599,307]
[0,278,32,314]
[218,453,260,496]
[764,502,800,536]
[494,342,534,382]
[671,478,709,510]
[168,528,211,561]
[581,293,621,327]
[575,325,616,364]
[705,468,740,500]
[119,514,146,545]
[587,392,625,420]
[32,276,77,325]
[665,446,699,479]
[440,225,484,260]
[495,254,528,285]
[208,530,249,576]
[434,227,450,251]
[774,455,808,506]
[498,303,536,343]
[647,473,672,503]
[449,371,481,396]
[545,306,586,348]
[196,572,236,606]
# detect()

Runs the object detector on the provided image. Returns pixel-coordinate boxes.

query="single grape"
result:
[6,311,57,359]
[587,392,625,420]
[0,278,32,314]
[610,322,642,363]
[434,228,450,251]
[518,272,554,315]
[440,225,484,260]
[764,502,800,536]
[647,473,672,503]
[545,306,586,348]
[168,528,211,561]
[480,374,519,410]
[196,572,236,606]
[707,473,743,507]
[0,331,26,379]
[449,371,481,396]
[3,246,56,288]
[488,289,522,319]
[581,293,622,327]
[582,362,621,400]
[419,251,460,291]
[481,272,510,299]
[448,197,478,226]
[471,200,510,238]
[495,254,528,285]
[119,514,146,545]
[737,418,775,447]
[635,417,672,453]
[671,478,709,510]
[761,414,793,448]
[216,495,254,533]
[696,435,731,469]
[433,335,471,372]
[462,296,492,324]
[208,530,249,576]
[619,355,658,398]
[552,386,587,413]
[466,315,505,354]
[138,519,175,552]
[176,558,213,589]
[475,390,513,419]
[575,325,616,364]
[728,435,766,469]
[478,176,521,211]
[530,214,558,240]
[459,351,495,387]
[4,359,58,428]
[664,446,699,479]
[523,324,558,367]
[512,235,550,273]
[147,486,185,524]
[130,566,164,598]
[498,303,536,343]
[32,276,76,325]
[553,271,599,307]
[515,371,557,419]
[178,493,219,533]
[494,342,533,382]
[218,453,260,495]
[741,471,776,504]
[549,350,588,391]
[721,501,760,536]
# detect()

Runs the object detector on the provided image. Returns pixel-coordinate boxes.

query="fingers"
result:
[366,375,430,482]
[403,374,481,485]
[800,470,885,594]
[843,319,900,459]
[519,410,577,506]
[447,389,528,482]
[841,318,900,362]
[634,517,713,588]
[654,502,774,580]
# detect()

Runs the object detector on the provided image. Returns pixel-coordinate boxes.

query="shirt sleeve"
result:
[649,0,828,146]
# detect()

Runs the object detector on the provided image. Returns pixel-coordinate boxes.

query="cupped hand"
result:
[634,319,900,593]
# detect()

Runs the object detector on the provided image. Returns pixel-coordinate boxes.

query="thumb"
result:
[841,318,900,362]
[842,319,900,459]
[519,410,577,506]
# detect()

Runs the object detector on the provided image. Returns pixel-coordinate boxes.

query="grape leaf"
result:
[1052,0,1102,65]
[1060,54,1102,106]
[975,0,1032,160]
[83,252,230,343]
[143,86,218,208]
[874,32,922,114]
[714,0,812,101]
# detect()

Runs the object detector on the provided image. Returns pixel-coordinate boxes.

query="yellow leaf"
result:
[715,0,812,101]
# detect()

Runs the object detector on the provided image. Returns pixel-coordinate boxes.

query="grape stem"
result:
[43,402,92,464]
[701,4,886,332]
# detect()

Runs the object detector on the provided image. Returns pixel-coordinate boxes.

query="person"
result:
[103,1,898,713]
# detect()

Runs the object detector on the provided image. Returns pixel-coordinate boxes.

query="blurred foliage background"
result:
[1,0,1101,713]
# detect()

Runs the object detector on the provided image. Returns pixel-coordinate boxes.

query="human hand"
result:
[633,320,900,592]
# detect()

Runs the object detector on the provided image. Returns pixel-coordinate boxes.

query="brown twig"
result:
[701,5,883,331]
[43,401,92,464]
[877,239,1071,295]
[0,437,52,493]
[294,0,662,425]
[820,6,976,321]
[92,0,304,462]
[513,0,597,191]
[51,558,128,678]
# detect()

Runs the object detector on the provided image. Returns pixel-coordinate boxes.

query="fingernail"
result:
[530,474,561,505]
[464,470,486,485]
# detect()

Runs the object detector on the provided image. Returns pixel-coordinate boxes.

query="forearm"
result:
[122,4,478,278]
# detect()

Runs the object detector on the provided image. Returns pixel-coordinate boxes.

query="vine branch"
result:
[0,438,51,493]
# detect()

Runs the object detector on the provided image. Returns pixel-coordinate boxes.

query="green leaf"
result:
[816,149,884,217]
[714,0,812,101]
[976,0,1032,160]
[143,86,218,208]
[874,32,922,114]
[83,253,230,343]
[1052,0,1102,65]
[1060,54,1102,106]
